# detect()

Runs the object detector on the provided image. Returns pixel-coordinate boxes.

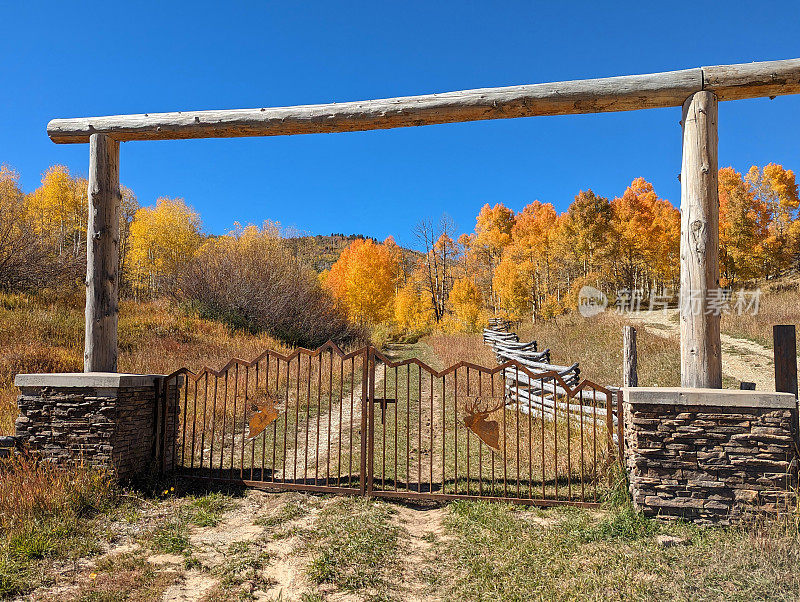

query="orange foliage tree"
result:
[325,238,401,324]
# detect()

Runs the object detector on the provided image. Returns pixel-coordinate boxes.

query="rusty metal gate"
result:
[160,342,621,506]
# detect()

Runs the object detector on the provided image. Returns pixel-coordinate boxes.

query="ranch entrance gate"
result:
[160,342,618,507]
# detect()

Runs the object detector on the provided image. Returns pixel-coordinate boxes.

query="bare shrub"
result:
[179,224,364,348]
[0,166,81,293]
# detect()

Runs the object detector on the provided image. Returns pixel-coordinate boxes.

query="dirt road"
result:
[627,309,778,390]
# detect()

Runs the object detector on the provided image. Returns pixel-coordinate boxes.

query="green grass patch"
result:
[149,518,190,555]
[187,492,236,527]
[255,496,314,529]
[427,500,800,601]
[304,497,400,594]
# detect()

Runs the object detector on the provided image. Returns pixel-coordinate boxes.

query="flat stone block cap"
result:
[14,372,163,389]
[623,387,797,409]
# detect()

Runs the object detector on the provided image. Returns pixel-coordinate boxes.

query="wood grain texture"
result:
[45,59,800,144]
[773,325,798,397]
[702,58,800,100]
[623,326,638,388]
[84,133,121,373]
[679,92,722,389]
[47,68,702,143]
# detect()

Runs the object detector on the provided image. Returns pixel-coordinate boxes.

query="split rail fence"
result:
[483,323,622,442]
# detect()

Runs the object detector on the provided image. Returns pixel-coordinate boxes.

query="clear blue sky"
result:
[3,1,799,248]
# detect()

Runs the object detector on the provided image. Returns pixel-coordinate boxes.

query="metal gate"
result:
[160,342,620,506]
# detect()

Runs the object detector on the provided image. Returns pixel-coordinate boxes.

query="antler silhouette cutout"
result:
[463,396,506,451]
[248,390,280,439]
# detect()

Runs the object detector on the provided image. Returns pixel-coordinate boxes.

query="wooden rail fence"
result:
[482,325,621,437]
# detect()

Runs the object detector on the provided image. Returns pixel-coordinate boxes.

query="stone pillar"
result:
[14,373,178,479]
[623,387,798,525]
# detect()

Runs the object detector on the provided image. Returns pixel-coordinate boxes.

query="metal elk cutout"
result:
[248,390,280,439]
[463,396,507,452]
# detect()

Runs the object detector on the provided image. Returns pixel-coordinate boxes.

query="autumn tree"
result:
[503,201,558,318]
[745,164,799,276]
[394,279,432,333]
[0,165,66,291]
[27,165,88,259]
[414,215,458,322]
[718,167,765,284]
[560,190,613,279]
[325,238,400,324]
[492,257,531,320]
[126,197,203,296]
[471,203,515,310]
[610,178,679,293]
[449,278,484,331]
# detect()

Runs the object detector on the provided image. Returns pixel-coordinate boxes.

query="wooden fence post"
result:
[774,325,798,397]
[84,133,121,373]
[679,91,722,388]
[623,326,638,387]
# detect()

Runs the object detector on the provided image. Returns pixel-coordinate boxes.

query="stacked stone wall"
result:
[624,388,798,525]
[14,374,175,479]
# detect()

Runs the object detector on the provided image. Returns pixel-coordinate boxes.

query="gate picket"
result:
[164,342,619,507]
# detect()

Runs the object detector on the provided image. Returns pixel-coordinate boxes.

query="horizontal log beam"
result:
[47,59,800,144]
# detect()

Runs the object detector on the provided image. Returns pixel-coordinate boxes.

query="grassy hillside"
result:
[720,281,800,348]
[0,292,289,435]
[284,234,378,273]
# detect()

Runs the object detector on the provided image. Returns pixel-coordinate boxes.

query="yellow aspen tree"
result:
[492,257,531,320]
[28,165,85,255]
[473,203,515,310]
[449,277,484,332]
[393,280,432,332]
[745,164,799,276]
[126,197,203,296]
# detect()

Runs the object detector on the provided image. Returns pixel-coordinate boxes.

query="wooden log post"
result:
[773,325,798,397]
[84,133,121,373]
[679,91,722,389]
[623,326,638,387]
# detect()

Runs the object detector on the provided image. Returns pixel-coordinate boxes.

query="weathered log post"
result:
[623,326,638,387]
[773,325,798,397]
[85,133,121,372]
[679,91,722,388]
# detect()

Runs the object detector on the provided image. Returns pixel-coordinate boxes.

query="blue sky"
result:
[2,1,799,248]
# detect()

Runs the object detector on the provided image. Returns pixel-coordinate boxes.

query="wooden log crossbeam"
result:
[490,339,538,352]
[47,59,800,143]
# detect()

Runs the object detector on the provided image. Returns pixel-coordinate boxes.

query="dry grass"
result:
[0,292,289,435]
[721,286,800,348]
[427,312,681,389]
[426,501,800,601]
[0,455,118,597]
[59,551,179,602]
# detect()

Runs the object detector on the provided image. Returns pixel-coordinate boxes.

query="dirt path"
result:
[627,309,777,390]
[391,505,446,602]
[273,369,383,484]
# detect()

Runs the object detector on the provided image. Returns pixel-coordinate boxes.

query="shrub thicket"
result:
[179,225,364,348]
